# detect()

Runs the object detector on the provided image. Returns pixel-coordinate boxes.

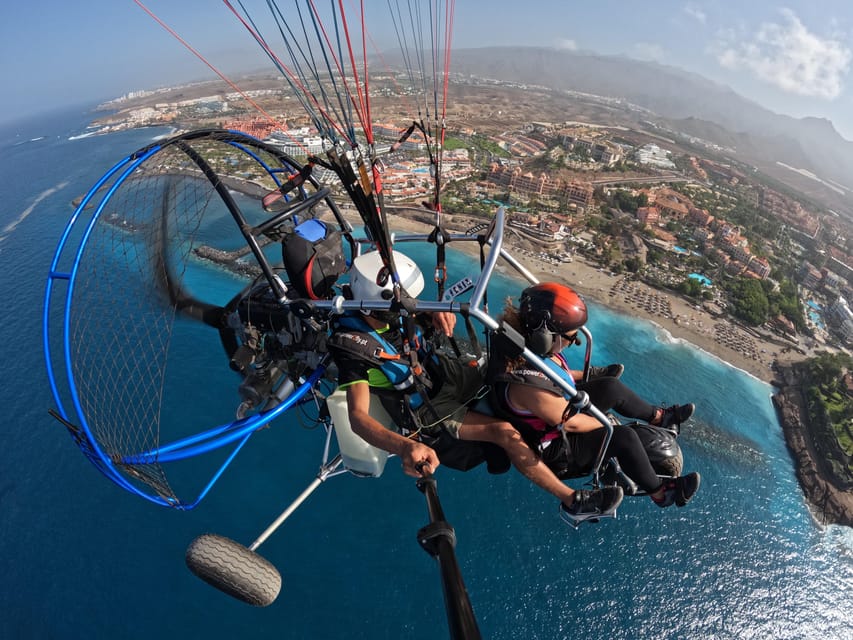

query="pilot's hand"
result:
[431,311,456,337]
[400,440,440,477]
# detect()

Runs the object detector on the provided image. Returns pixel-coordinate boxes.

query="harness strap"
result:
[489,338,579,442]
[331,314,441,421]
[402,313,440,424]
[427,225,451,297]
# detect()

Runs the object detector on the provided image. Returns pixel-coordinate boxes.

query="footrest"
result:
[559,507,618,529]
[557,486,624,529]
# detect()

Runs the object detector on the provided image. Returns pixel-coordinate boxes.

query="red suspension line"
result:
[133,0,310,149]
[363,27,417,123]
[302,0,369,145]
[222,0,353,146]
[325,0,372,145]
[360,0,372,141]
[441,0,455,128]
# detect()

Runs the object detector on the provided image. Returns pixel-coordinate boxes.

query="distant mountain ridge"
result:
[450,47,853,214]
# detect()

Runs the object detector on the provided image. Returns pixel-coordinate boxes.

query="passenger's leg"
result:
[601,425,662,492]
[575,426,700,507]
[458,410,578,508]
[578,377,657,422]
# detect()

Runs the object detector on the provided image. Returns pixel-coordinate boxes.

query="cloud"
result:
[554,38,578,51]
[634,42,665,62]
[684,3,707,24]
[713,9,851,99]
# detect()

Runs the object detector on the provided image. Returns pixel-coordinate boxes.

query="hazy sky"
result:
[5,1,853,140]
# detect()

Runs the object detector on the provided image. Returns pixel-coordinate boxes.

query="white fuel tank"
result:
[325,389,391,477]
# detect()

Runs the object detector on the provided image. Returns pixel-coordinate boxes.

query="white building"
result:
[635,143,676,170]
[828,296,853,343]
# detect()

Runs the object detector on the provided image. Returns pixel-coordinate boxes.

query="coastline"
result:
[338,207,790,384]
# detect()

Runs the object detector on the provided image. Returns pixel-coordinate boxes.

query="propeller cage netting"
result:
[47,131,334,505]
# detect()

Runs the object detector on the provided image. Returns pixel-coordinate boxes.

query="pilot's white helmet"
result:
[349,250,424,300]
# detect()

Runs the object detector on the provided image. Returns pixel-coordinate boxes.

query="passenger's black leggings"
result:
[570,425,662,492]
[574,377,662,491]
[577,376,657,423]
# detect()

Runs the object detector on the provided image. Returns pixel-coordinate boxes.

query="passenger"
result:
[329,252,624,522]
[493,282,701,517]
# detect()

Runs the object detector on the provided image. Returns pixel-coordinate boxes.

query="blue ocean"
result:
[2,105,851,639]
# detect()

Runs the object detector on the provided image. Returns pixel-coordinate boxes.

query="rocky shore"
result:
[772,363,853,527]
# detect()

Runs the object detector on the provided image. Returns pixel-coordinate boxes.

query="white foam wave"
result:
[11,136,46,147]
[824,523,853,556]
[1,181,70,240]
[152,127,179,141]
[650,322,685,346]
[646,317,772,386]
[68,131,98,141]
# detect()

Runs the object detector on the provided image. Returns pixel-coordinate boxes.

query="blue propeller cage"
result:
[43,130,335,509]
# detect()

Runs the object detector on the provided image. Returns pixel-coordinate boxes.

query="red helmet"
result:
[519,283,588,335]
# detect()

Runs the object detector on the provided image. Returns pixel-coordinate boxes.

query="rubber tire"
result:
[186,533,282,607]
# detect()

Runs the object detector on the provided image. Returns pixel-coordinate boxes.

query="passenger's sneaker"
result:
[657,403,695,434]
[652,472,701,508]
[559,486,624,527]
[587,363,625,379]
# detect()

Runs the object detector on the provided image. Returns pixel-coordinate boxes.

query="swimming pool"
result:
[673,246,688,254]
[689,273,712,286]
[808,310,826,329]
[807,300,822,311]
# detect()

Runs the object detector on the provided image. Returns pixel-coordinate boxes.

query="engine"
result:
[226,284,330,418]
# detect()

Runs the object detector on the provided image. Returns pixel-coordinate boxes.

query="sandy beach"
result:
[337,208,796,384]
[501,257,787,383]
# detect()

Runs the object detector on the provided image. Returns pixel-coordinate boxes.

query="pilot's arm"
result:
[346,381,439,476]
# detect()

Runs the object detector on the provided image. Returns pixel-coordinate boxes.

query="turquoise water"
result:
[673,246,688,254]
[689,272,713,287]
[806,301,825,328]
[2,107,852,639]
[808,310,826,329]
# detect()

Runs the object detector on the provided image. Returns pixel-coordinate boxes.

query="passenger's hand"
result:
[431,311,456,337]
[400,440,440,477]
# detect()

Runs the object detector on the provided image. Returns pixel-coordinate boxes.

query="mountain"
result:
[450,47,853,216]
